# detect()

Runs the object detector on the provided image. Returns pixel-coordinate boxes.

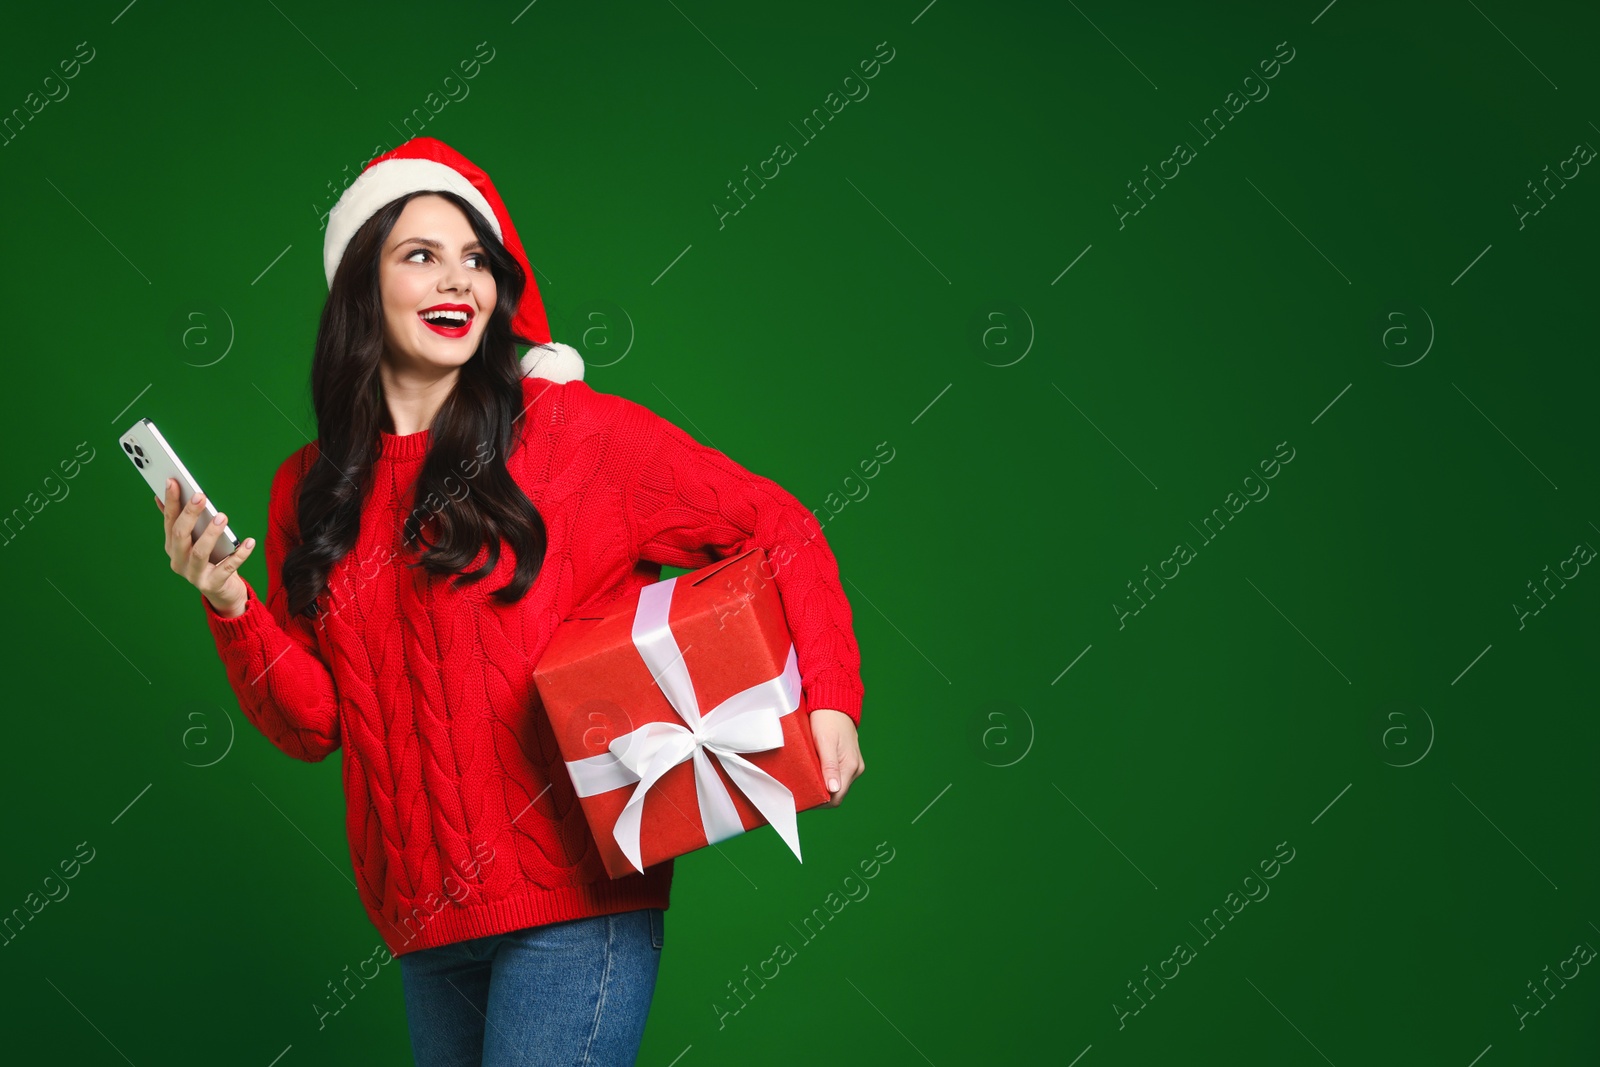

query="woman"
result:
[154,138,866,1066]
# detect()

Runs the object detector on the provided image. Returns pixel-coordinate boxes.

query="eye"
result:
[404,248,486,267]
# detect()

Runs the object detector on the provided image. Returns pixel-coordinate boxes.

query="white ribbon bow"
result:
[563,576,805,875]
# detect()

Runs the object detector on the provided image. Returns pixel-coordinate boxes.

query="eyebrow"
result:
[395,236,485,252]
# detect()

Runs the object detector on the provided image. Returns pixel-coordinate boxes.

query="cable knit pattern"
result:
[201,376,864,957]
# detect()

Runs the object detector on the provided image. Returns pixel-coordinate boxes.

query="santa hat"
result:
[322,136,584,385]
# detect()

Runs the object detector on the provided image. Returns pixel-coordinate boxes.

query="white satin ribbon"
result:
[563,577,805,874]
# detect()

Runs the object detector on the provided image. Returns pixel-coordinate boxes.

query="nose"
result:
[439,256,472,295]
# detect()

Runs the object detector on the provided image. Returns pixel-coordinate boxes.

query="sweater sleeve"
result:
[617,400,864,728]
[200,449,342,762]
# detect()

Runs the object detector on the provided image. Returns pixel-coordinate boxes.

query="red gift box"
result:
[533,547,832,879]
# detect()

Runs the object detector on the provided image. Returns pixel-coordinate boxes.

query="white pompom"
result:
[520,341,586,383]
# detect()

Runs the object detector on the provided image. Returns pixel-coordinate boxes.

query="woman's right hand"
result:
[156,477,257,619]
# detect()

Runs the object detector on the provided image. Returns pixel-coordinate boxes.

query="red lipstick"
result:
[418,303,475,339]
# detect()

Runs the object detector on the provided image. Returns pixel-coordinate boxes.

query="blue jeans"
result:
[399,908,664,1067]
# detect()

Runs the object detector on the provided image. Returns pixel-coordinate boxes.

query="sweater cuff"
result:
[201,579,269,640]
[805,677,862,730]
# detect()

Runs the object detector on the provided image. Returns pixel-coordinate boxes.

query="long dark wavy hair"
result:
[282,189,552,622]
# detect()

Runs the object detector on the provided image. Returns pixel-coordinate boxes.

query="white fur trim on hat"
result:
[520,342,585,384]
[323,158,503,288]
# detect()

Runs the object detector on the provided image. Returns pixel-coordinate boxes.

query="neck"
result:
[379,362,460,436]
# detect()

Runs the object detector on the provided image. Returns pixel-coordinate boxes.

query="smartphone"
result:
[121,418,243,565]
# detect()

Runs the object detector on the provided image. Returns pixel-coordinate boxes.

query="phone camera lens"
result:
[133,445,145,457]
[134,457,144,468]
[123,441,134,454]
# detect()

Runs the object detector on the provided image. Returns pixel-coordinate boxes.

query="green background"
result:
[2,0,1596,1063]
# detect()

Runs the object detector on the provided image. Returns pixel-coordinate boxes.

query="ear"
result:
[520,341,585,383]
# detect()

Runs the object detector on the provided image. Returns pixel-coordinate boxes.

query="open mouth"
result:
[419,308,473,338]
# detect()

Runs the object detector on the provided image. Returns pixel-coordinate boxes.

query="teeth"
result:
[422,310,470,325]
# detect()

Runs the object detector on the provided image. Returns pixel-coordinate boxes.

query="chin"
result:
[430,349,480,371]
[414,334,485,365]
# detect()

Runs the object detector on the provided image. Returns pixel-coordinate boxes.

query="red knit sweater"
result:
[202,375,864,957]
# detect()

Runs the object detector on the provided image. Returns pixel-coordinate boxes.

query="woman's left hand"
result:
[810,709,864,807]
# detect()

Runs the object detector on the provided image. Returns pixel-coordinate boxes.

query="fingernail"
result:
[214,514,225,525]
[191,492,203,504]
[828,778,839,791]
